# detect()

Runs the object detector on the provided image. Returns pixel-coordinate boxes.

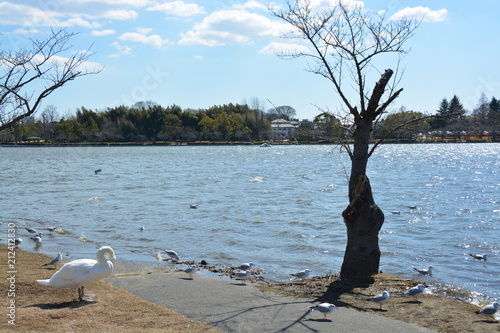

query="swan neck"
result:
[96,248,113,265]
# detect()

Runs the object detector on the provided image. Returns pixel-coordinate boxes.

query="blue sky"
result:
[1,0,499,121]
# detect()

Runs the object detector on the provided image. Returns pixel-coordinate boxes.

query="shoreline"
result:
[3,245,497,332]
[2,139,499,147]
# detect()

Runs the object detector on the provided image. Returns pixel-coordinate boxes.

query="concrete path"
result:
[106,263,436,333]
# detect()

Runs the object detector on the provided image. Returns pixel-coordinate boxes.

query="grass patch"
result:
[0,244,220,332]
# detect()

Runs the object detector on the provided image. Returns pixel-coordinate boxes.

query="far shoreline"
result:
[2,139,498,147]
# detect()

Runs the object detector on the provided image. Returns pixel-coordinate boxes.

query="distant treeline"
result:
[2,94,499,144]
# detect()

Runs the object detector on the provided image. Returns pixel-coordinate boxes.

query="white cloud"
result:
[58,17,101,28]
[258,42,310,55]
[32,53,102,72]
[179,9,289,46]
[391,6,448,22]
[102,9,138,20]
[147,1,205,17]
[305,0,364,12]
[10,28,41,34]
[118,28,169,48]
[233,1,268,11]
[0,1,105,28]
[110,41,133,57]
[92,29,116,36]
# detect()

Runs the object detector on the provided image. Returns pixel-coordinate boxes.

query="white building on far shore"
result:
[271,119,296,140]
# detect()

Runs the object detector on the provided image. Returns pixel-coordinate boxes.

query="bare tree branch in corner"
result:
[0,28,102,131]
[271,0,421,281]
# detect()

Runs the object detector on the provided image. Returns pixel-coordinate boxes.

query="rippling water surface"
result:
[1,143,498,302]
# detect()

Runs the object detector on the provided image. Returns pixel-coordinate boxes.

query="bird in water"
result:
[163,249,179,261]
[469,253,487,261]
[290,269,311,283]
[237,262,254,270]
[37,246,115,302]
[413,265,433,276]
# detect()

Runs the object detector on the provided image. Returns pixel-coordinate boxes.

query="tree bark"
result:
[341,174,384,281]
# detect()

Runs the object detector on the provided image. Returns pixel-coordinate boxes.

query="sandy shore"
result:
[1,245,498,332]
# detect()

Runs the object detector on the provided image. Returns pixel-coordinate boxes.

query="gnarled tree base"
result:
[340,175,384,282]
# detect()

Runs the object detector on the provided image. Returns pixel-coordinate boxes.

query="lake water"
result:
[1,143,499,304]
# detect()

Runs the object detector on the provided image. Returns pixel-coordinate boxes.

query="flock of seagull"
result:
[14,225,499,322]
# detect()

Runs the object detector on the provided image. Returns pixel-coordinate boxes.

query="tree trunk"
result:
[341,175,384,281]
[340,116,385,281]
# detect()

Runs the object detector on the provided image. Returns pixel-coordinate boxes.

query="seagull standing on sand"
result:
[163,249,179,261]
[404,284,426,301]
[43,252,63,269]
[369,291,390,310]
[413,265,433,276]
[37,246,115,302]
[476,302,499,321]
[469,253,488,261]
[233,270,251,284]
[182,265,197,279]
[290,269,311,283]
[309,303,335,320]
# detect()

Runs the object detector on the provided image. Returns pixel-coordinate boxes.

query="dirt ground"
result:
[1,244,498,332]
[0,244,220,332]
[259,273,500,333]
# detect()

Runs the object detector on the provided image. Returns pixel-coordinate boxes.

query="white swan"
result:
[37,246,115,302]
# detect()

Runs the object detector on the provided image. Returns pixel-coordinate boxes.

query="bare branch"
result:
[0,28,102,131]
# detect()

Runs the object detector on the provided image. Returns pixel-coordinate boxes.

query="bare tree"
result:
[0,28,102,131]
[271,0,420,280]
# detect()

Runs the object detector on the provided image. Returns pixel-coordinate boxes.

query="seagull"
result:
[31,232,44,239]
[14,238,22,247]
[47,227,57,235]
[37,246,115,302]
[190,204,198,209]
[391,211,401,215]
[413,265,433,275]
[407,205,417,209]
[94,169,101,175]
[43,252,63,269]
[476,302,499,321]
[469,253,488,261]
[404,284,426,301]
[182,265,197,279]
[238,262,254,270]
[31,236,42,246]
[26,227,37,235]
[290,269,311,283]
[233,270,251,284]
[139,226,145,231]
[369,291,390,310]
[163,249,179,261]
[309,303,335,320]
